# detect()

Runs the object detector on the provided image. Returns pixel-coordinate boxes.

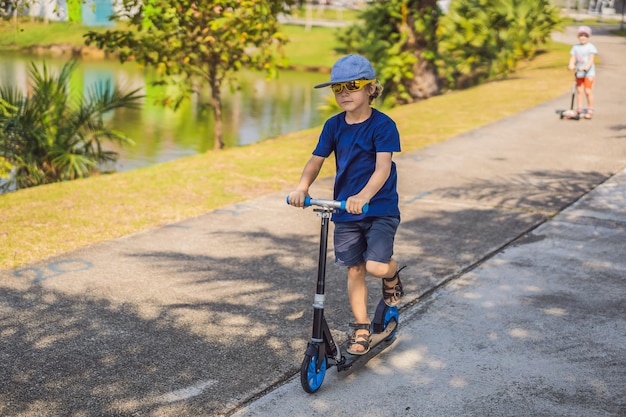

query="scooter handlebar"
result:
[286,196,369,213]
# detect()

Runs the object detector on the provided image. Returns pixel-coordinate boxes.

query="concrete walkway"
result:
[232,170,626,417]
[1,26,625,417]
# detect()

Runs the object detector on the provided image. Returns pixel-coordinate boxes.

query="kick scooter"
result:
[558,80,580,120]
[286,196,400,393]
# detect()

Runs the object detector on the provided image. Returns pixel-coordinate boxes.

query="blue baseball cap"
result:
[314,54,376,89]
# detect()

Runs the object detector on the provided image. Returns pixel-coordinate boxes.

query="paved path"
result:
[1,26,625,416]
[232,169,626,417]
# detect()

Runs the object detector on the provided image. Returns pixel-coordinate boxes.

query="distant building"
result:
[25,0,116,26]
[553,0,621,14]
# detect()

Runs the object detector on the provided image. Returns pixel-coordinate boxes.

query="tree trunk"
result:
[44,0,50,25]
[402,0,440,101]
[409,59,439,100]
[210,75,224,150]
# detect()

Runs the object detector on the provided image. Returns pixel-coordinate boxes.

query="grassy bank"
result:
[0,37,573,270]
[0,20,111,48]
[0,20,342,70]
[2,40,572,267]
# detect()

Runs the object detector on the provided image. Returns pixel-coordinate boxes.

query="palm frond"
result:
[0,60,143,191]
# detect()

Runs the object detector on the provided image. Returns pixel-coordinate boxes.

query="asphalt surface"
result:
[1,26,625,417]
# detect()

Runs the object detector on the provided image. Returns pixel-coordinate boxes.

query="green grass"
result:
[0,20,112,48]
[289,6,360,22]
[282,25,344,69]
[610,27,626,36]
[0,35,574,270]
[561,16,624,26]
[560,15,626,38]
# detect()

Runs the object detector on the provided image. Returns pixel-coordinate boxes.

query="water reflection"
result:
[0,53,331,171]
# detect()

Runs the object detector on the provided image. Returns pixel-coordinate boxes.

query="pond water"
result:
[0,53,332,172]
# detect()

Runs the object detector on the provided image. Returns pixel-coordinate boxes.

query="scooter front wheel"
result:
[300,352,327,393]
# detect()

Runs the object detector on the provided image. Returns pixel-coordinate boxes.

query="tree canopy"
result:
[85,0,294,150]
[337,0,562,105]
[437,0,562,89]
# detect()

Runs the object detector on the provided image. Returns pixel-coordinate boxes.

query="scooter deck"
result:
[336,319,397,373]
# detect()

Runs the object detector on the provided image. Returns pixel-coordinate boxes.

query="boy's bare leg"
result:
[346,260,402,353]
[347,259,400,320]
[586,88,594,109]
[368,258,404,306]
[346,264,370,354]
[347,264,368,324]
[577,85,585,111]
[367,258,398,280]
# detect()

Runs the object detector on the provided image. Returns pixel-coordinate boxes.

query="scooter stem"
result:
[312,208,332,341]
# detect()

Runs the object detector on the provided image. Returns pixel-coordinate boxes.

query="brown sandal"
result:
[346,323,371,355]
[382,265,406,307]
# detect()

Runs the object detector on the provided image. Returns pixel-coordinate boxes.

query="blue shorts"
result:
[333,216,400,267]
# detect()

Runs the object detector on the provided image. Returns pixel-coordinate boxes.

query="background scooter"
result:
[287,196,399,393]
[558,80,580,120]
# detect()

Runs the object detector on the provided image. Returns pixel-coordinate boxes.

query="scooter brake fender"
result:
[305,342,319,356]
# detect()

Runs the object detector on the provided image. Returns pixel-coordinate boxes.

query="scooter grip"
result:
[285,195,299,205]
[285,195,315,206]
[286,196,369,213]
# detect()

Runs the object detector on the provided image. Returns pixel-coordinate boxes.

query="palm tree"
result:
[0,60,143,192]
[337,0,441,106]
[437,0,561,89]
[0,98,15,181]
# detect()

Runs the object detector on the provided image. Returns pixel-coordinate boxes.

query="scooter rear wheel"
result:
[383,305,399,341]
[300,352,327,393]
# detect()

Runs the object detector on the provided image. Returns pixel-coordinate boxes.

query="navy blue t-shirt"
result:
[313,108,401,222]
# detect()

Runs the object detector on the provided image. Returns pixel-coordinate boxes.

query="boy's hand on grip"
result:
[346,195,368,215]
[288,190,309,208]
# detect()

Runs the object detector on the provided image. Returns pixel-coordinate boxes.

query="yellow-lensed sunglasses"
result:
[330,79,375,94]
